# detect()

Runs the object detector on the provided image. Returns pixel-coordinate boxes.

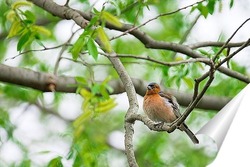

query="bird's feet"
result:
[154,122,164,129]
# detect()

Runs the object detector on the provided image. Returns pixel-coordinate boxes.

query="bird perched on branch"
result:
[143,82,199,144]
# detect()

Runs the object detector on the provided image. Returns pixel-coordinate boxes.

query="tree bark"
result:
[0,64,230,111]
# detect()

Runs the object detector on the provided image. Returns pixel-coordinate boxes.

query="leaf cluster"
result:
[6,1,51,51]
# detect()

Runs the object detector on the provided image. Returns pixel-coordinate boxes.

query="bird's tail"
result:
[181,123,199,144]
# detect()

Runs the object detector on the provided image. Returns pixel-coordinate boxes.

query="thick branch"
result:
[30,0,88,28]
[107,53,139,167]
[80,13,250,83]
[29,0,250,83]
[0,64,76,92]
[0,64,230,111]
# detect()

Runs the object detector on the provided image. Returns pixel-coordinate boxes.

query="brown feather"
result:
[143,83,199,144]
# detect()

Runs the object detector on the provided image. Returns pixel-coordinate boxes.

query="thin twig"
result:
[213,18,250,62]
[192,38,250,102]
[32,101,71,121]
[226,48,231,69]
[192,71,210,101]
[173,60,215,128]
[189,41,249,49]
[102,53,211,67]
[171,14,201,58]
[53,27,80,75]
[5,44,71,61]
[173,21,250,127]
[110,0,206,40]
[216,38,250,71]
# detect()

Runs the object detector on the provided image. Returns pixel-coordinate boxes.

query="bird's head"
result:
[146,82,161,95]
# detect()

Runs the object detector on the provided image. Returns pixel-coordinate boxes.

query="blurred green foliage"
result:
[0,0,246,166]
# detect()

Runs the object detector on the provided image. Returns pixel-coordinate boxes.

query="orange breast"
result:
[143,94,177,123]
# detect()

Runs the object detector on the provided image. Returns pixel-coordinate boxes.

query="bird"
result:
[143,82,199,144]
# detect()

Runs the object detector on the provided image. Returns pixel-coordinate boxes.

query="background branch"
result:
[1,0,249,166]
[189,41,250,49]
[27,0,250,84]
[105,52,139,167]
[79,12,250,83]
[0,64,230,111]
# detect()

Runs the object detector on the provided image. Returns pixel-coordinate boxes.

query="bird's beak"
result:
[147,86,152,90]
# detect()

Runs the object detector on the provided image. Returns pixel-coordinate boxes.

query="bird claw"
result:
[154,122,164,129]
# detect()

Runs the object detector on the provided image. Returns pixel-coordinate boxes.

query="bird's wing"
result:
[159,91,181,117]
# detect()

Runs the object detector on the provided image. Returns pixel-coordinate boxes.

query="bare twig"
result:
[171,19,250,128]
[171,14,201,58]
[173,60,215,128]
[5,44,70,61]
[192,71,210,101]
[213,18,250,62]
[192,38,250,99]
[226,48,231,69]
[216,38,250,69]
[32,101,71,121]
[189,41,249,49]
[117,54,210,66]
[102,52,211,66]
[54,27,79,75]
[110,0,206,40]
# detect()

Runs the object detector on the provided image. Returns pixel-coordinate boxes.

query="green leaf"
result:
[6,10,16,22]
[96,27,112,53]
[100,11,122,28]
[11,1,32,9]
[183,77,194,89]
[32,25,51,36]
[7,20,23,38]
[207,0,216,14]
[197,4,209,18]
[73,110,92,127]
[75,76,87,85]
[47,156,63,167]
[89,16,99,27]
[17,31,31,51]
[93,8,100,14]
[91,84,101,95]
[23,10,36,24]
[229,0,234,8]
[102,75,112,85]
[198,49,212,58]
[87,38,98,61]
[70,33,87,60]
[100,86,109,99]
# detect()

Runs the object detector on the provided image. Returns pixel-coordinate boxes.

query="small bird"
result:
[143,82,199,144]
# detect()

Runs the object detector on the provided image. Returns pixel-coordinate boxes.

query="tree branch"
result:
[189,41,249,49]
[4,1,248,166]
[110,0,205,40]
[79,12,250,83]
[30,0,90,30]
[0,64,76,92]
[106,52,139,167]
[28,0,250,84]
[0,64,230,111]
[106,53,211,67]
[174,61,215,128]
